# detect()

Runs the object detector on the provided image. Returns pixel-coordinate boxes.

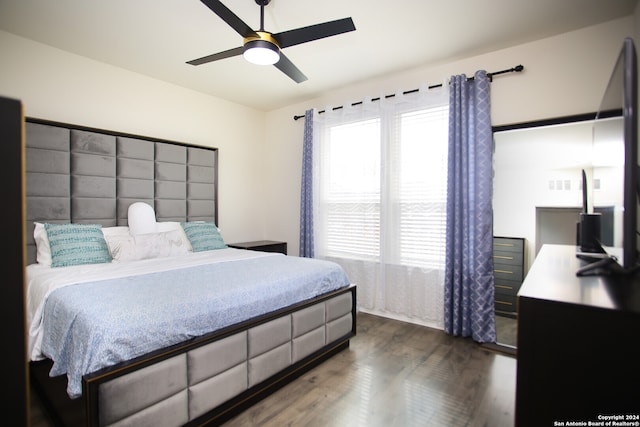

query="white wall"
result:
[0,30,267,245]
[265,16,638,256]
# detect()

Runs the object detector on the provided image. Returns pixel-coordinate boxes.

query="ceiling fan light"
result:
[243,39,280,65]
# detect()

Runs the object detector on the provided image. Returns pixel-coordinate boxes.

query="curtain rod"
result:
[293,64,524,121]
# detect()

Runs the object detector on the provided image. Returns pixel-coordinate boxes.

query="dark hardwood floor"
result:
[30,313,516,427]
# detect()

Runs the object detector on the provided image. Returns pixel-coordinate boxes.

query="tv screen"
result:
[590,37,638,272]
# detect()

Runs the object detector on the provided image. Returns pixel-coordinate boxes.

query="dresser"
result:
[493,236,525,317]
[516,244,640,426]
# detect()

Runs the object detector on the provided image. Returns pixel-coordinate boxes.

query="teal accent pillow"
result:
[180,222,227,252]
[44,223,112,268]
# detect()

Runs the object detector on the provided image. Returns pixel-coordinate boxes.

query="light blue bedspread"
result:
[41,254,350,398]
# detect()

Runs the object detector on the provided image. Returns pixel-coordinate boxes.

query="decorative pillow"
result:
[180,222,227,252]
[127,202,158,235]
[106,229,190,263]
[44,223,112,268]
[156,221,193,251]
[34,224,130,266]
[33,222,52,266]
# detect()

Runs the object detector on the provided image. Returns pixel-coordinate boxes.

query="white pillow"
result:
[127,202,158,235]
[106,229,189,263]
[33,222,52,266]
[102,226,131,238]
[156,221,192,251]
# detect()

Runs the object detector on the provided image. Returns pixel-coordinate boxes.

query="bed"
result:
[25,118,356,426]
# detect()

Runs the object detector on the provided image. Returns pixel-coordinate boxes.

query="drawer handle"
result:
[496,285,513,290]
[495,269,513,274]
[495,243,514,247]
[496,300,513,306]
[494,255,514,260]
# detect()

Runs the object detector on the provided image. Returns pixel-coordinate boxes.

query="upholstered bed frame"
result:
[26,118,357,426]
[24,118,219,265]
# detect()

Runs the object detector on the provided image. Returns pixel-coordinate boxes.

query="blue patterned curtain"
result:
[444,70,496,343]
[299,108,315,257]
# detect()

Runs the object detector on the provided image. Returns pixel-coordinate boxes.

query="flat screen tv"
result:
[579,37,639,275]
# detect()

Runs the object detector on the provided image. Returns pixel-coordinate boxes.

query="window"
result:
[318,104,449,269]
[312,90,449,327]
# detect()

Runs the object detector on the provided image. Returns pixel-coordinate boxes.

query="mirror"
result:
[492,116,624,348]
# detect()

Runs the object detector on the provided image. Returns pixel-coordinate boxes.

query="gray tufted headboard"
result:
[25,118,218,265]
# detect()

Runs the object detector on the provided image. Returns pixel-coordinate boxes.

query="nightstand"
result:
[227,240,287,255]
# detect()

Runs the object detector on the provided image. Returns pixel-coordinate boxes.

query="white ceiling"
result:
[0,0,638,111]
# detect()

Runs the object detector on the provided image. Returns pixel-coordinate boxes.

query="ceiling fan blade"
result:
[274,52,308,83]
[187,46,244,66]
[273,17,355,49]
[200,0,258,38]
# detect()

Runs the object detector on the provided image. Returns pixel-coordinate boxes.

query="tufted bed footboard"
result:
[32,285,356,426]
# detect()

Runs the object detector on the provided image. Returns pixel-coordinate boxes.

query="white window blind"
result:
[319,104,449,269]
[324,118,381,260]
[393,106,449,268]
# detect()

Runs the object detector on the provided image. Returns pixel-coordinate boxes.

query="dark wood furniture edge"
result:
[1,96,28,425]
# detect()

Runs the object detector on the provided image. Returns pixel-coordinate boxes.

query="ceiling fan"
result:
[187,0,356,83]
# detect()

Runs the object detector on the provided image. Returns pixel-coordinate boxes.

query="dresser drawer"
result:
[494,293,517,312]
[493,249,523,266]
[494,264,523,282]
[493,237,524,254]
[494,278,521,296]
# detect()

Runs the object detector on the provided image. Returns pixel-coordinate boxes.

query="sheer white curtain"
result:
[312,86,449,328]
